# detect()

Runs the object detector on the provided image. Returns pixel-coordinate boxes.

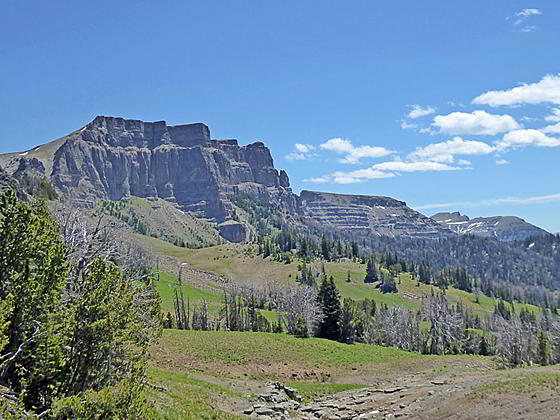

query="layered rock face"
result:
[300,190,453,239]
[431,211,549,241]
[48,116,293,226]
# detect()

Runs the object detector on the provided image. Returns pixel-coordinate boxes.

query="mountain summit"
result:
[431,211,549,241]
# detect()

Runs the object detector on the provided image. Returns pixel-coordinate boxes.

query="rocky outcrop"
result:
[13,157,45,178]
[0,165,18,192]
[15,116,294,224]
[217,220,251,243]
[300,190,454,239]
[431,211,549,242]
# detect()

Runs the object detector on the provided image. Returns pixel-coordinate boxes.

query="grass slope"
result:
[97,197,220,248]
[144,240,541,317]
[148,330,496,417]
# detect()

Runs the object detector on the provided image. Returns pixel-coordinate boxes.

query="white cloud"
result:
[332,176,366,184]
[496,129,560,151]
[545,108,560,122]
[333,168,395,180]
[512,9,542,30]
[407,105,436,119]
[473,74,560,107]
[303,176,330,184]
[414,192,560,211]
[285,143,317,160]
[408,137,495,163]
[541,122,560,134]
[285,153,307,160]
[495,159,510,165]
[520,25,536,33]
[320,138,395,164]
[432,110,520,135]
[371,161,462,172]
[520,116,539,122]
[400,120,418,130]
[303,168,395,185]
[294,143,315,153]
[419,127,436,135]
[516,8,542,18]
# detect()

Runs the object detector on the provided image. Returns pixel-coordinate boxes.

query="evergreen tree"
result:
[340,298,356,344]
[0,190,160,416]
[317,276,342,341]
[364,259,377,283]
[321,236,330,261]
[537,331,550,365]
[380,274,398,293]
[351,241,359,258]
[479,336,489,356]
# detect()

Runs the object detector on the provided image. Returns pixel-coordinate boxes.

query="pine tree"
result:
[364,259,377,283]
[479,336,489,356]
[537,331,549,365]
[351,241,359,258]
[340,298,356,344]
[317,276,342,341]
[321,236,330,261]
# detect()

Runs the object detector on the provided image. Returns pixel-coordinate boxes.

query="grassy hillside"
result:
[143,238,541,318]
[147,330,496,418]
[97,197,221,248]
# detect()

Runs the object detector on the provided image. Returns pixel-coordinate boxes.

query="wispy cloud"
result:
[432,110,520,135]
[408,137,495,163]
[496,129,560,151]
[473,74,560,107]
[541,122,560,134]
[302,176,330,184]
[320,138,395,164]
[515,8,542,23]
[495,159,510,165]
[520,25,536,33]
[545,108,560,122]
[285,143,317,160]
[400,120,418,130]
[371,161,462,172]
[510,8,542,32]
[302,168,395,185]
[407,104,436,119]
[414,192,560,211]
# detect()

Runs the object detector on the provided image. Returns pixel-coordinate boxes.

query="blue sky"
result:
[1,1,559,232]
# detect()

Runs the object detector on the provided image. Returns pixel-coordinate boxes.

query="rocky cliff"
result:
[300,190,453,239]
[0,117,296,242]
[431,211,549,241]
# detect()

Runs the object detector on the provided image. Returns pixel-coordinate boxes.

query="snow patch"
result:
[19,152,28,156]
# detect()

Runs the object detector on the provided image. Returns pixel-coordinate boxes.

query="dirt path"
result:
[241,366,560,420]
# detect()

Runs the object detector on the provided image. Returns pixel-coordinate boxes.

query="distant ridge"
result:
[431,211,550,242]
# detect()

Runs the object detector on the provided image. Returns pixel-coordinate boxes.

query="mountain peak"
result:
[431,212,549,241]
